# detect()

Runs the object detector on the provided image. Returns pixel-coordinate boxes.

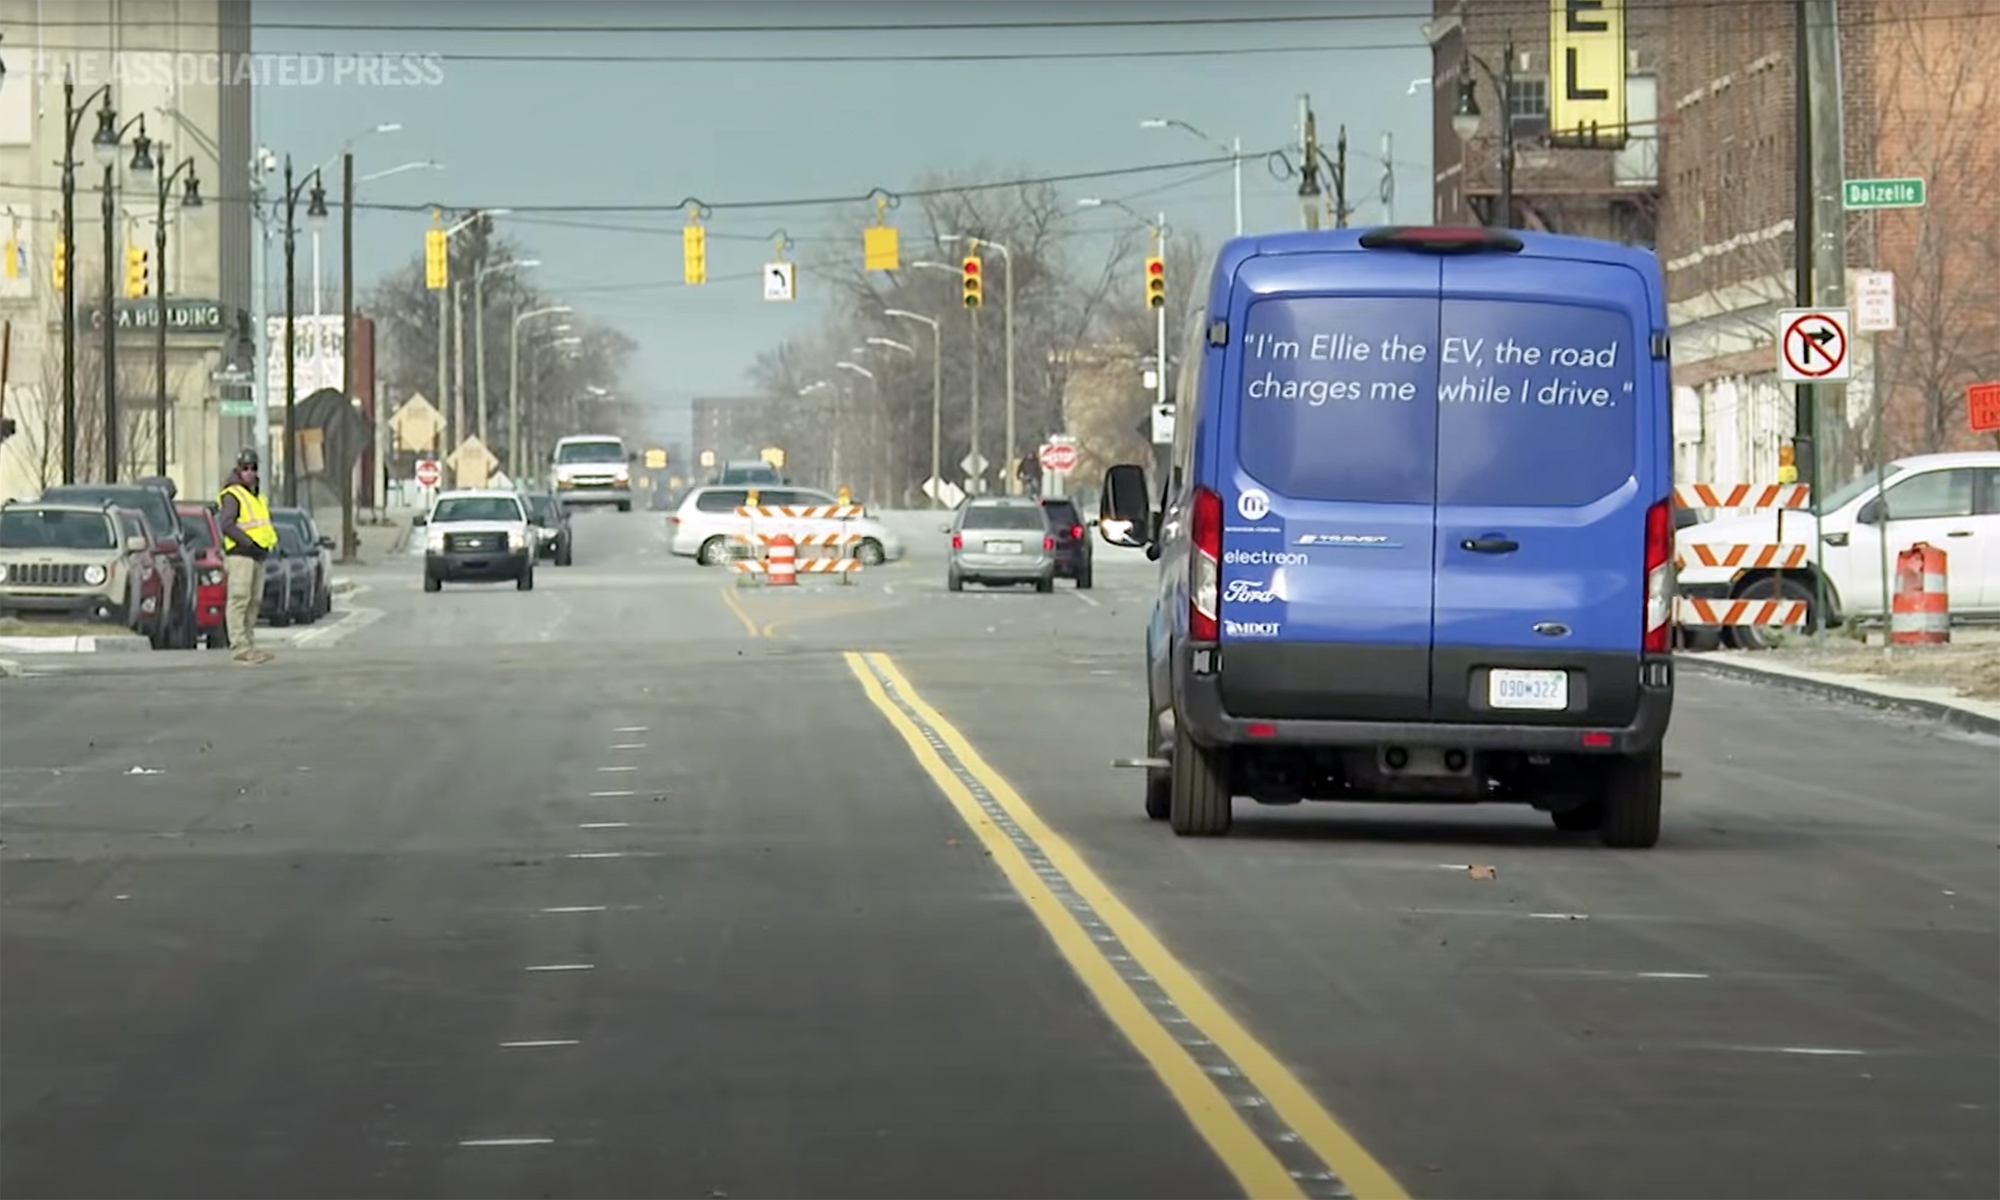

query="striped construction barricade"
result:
[733,505,866,586]
[1675,596,1811,629]
[1674,481,1818,641]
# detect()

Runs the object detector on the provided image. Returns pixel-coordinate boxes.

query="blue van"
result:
[1098,226,1675,849]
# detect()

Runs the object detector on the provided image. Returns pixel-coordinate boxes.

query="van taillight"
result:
[1190,486,1222,642]
[1643,499,1673,653]
[951,533,963,550]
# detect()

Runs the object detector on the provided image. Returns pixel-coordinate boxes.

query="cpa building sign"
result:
[85,297,229,333]
[1549,0,1627,147]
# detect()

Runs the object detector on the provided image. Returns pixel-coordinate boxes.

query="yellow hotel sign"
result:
[1549,0,1626,146]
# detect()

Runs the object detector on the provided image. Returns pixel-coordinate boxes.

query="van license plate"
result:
[1489,669,1568,711]
[984,540,1021,554]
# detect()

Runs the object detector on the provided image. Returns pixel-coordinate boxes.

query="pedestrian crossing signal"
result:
[424,228,448,290]
[124,246,150,298]
[961,256,983,309]
[1145,256,1166,309]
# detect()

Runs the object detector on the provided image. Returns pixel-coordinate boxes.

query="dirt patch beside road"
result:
[1773,643,2000,701]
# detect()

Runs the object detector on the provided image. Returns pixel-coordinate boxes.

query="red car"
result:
[175,503,231,649]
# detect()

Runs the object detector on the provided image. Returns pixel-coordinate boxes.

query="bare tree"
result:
[7,289,155,488]
[1863,0,2000,459]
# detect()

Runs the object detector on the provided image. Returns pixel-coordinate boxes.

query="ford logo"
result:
[1532,622,1570,638]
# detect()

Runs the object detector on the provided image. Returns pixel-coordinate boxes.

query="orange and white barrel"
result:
[1888,542,1949,645]
[767,534,798,587]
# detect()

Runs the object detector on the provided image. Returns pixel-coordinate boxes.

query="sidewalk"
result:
[312,504,427,567]
[1679,631,2000,736]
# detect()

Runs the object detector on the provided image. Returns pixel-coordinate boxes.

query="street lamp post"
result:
[432,208,508,477]
[141,139,203,478]
[348,160,439,528]
[1078,198,1171,455]
[883,308,943,506]
[58,68,117,483]
[1452,41,1515,229]
[474,257,539,450]
[1141,118,1244,236]
[101,113,151,482]
[280,155,328,506]
[510,304,572,478]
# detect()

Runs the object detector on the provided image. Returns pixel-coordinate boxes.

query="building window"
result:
[1509,75,1549,136]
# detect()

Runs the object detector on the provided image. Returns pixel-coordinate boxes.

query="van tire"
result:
[1597,749,1663,849]
[1168,720,1232,837]
[517,565,535,592]
[1144,707,1170,820]
[424,572,442,593]
[1549,799,1604,832]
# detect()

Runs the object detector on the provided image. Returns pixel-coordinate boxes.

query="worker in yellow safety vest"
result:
[215,447,279,663]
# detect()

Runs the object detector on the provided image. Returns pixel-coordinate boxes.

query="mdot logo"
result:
[1223,579,1280,603]
[1223,549,1307,566]
[1224,620,1281,638]
[1236,488,1270,521]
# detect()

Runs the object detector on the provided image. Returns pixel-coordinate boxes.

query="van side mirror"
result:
[125,534,148,553]
[1097,463,1153,548]
[410,514,427,527]
[317,535,336,549]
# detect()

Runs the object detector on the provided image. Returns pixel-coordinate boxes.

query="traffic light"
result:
[424,228,448,290]
[683,222,707,286]
[2,235,18,280]
[124,246,150,298]
[51,236,67,290]
[961,255,983,309]
[1145,255,1166,309]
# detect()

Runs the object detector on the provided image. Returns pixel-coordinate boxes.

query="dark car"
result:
[269,507,334,620]
[40,481,197,648]
[523,492,574,566]
[261,524,313,626]
[174,503,231,648]
[1038,495,1094,588]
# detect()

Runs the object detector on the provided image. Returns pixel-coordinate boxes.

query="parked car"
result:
[670,485,903,567]
[261,523,315,625]
[40,481,197,648]
[174,503,231,649]
[0,500,161,636]
[1676,450,2000,649]
[714,460,783,486]
[947,497,1057,593]
[522,491,575,565]
[1038,494,1094,588]
[269,507,334,620]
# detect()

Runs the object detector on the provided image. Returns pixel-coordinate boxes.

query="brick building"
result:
[1425,0,1665,242]
[1663,0,2000,486]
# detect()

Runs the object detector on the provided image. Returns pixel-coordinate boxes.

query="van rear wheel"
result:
[1168,719,1232,837]
[1144,706,1170,820]
[1596,749,1663,849]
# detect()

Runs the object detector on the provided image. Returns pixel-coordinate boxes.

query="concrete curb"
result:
[1677,653,2000,737]
[0,634,152,655]
[332,578,357,596]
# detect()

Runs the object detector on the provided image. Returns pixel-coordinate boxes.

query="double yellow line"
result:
[844,650,1408,1200]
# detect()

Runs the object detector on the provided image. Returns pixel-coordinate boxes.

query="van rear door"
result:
[1214,251,1443,723]
[1429,253,1660,727]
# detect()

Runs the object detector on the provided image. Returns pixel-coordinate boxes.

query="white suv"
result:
[669,486,905,567]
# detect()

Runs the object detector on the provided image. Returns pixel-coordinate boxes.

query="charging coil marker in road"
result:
[844,650,1407,1200]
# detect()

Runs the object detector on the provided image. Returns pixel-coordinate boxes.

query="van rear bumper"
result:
[1173,645,1674,756]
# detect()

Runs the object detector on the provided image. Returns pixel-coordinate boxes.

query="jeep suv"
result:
[0,501,157,635]
[41,481,197,648]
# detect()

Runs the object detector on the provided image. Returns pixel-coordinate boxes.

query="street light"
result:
[884,308,944,508]
[359,160,441,184]
[1078,198,1172,433]
[472,257,539,445]
[280,155,329,504]
[940,234,1020,493]
[93,110,152,481]
[911,259,986,494]
[431,207,510,470]
[149,144,203,477]
[55,69,118,481]
[1141,117,1243,236]
[510,304,571,477]
[1451,44,1514,228]
[312,123,399,321]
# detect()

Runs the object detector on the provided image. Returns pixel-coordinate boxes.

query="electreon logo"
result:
[1223,549,1307,566]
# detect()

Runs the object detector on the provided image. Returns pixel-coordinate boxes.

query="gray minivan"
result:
[946,498,1056,593]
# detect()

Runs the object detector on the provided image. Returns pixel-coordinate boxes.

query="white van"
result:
[549,435,634,511]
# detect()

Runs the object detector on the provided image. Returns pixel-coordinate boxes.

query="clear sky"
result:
[254,1,1435,440]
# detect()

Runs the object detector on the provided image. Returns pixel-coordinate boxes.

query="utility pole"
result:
[968,309,981,495]
[1332,124,1351,228]
[339,151,357,560]
[1804,0,1849,481]
[251,151,273,484]
[474,274,490,449]
[1381,131,1396,224]
[1297,95,1323,231]
[451,282,466,482]
[101,160,118,481]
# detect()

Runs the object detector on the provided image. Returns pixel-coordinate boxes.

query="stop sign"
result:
[1039,442,1079,473]
[415,459,441,487]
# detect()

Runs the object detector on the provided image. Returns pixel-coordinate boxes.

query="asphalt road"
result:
[3,506,1994,1200]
